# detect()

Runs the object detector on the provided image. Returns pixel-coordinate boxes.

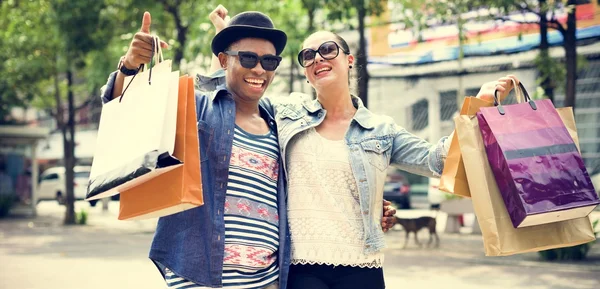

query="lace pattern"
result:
[286,129,384,268]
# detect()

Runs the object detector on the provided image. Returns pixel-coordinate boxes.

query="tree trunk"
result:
[456,16,465,110]
[163,3,187,67]
[307,5,315,33]
[289,51,295,94]
[563,1,577,110]
[174,25,188,67]
[539,0,555,102]
[357,1,369,107]
[63,67,76,225]
[304,1,317,99]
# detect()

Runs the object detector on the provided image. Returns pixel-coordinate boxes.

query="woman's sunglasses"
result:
[224,51,282,71]
[297,41,350,68]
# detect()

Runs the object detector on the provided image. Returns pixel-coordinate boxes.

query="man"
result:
[100,8,395,289]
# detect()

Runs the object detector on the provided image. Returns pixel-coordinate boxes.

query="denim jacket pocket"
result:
[360,139,392,171]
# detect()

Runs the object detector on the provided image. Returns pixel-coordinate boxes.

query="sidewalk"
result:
[1,201,599,289]
[389,208,600,270]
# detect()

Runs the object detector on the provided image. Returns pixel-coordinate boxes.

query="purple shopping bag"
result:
[476,83,599,228]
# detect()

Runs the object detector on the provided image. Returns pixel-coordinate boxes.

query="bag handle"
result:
[119,35,164,102]
[493,79,537,115]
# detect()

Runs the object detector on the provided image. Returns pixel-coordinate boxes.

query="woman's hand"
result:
[476,75,520,103]
[381,200,397,232]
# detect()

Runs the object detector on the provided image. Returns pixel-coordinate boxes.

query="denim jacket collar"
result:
[210,88,277,129]
[209,88,230,102]
[301,94,375,130]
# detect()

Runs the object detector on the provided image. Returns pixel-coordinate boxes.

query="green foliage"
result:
[324,0,386,30]
[77,208,88,225]
[0,0,58,122]
[533,51,565,95]
[0,0,121,120]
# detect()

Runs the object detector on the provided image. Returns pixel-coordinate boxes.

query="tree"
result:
[51,0,116,224]
[325,0,387,107]
[493,0,583,110]
[0,1,57,125]
[281,0,319,93]
[397,0,487,109]
[1,0,117,224]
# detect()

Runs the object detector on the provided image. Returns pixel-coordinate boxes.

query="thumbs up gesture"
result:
[122,12,169,70]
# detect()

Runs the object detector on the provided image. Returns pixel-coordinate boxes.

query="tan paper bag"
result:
[455,107,595,256]
[118,76,203,220]
[439,97,493,198]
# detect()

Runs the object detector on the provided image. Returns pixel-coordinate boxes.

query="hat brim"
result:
[211,25,287,56]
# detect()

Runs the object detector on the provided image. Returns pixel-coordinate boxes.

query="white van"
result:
[38,166,99,206]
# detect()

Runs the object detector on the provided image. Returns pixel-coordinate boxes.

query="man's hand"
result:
[381,199,397,233]
[476,75,520,103]
[209,4,230,34]
[122,12,169,70]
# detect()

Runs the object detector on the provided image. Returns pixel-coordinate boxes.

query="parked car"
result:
[38,166,99,206]
[383,170,411,209]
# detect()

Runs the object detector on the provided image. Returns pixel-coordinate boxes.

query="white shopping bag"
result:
[87,37,181,200]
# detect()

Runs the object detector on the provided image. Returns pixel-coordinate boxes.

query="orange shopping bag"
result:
[439,97,493,197]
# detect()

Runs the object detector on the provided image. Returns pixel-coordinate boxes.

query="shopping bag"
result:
[86,36,193,204]
[439,97,493,198]
[455,111,596,256]
[476,83,599,228]
[118,76,203,220]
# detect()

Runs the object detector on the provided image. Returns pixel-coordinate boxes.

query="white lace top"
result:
[286,128,384,268]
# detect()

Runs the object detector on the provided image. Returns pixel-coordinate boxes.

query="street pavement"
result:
[1,201,599,289]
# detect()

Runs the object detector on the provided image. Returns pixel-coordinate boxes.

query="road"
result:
[0,201,598,289]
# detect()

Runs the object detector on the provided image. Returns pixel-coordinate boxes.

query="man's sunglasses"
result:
[224,51,282,71]
[297,41,350,68]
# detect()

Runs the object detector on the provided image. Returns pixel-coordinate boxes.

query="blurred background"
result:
[1,0,599,288]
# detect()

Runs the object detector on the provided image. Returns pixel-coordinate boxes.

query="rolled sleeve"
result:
[390,125,450,178]
[100,71,118,104]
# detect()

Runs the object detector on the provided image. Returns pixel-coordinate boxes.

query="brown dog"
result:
[394,216,439,248]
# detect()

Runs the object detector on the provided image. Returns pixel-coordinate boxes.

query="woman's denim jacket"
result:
[263,93,448,254]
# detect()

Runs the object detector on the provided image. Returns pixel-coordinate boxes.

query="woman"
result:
[205,7,517,288]
[273,31,518,289]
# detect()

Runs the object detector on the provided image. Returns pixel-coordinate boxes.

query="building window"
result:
[411,99,428,131]
[440,90,457,121]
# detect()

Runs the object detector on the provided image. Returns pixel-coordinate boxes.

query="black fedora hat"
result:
[211,11,287,56]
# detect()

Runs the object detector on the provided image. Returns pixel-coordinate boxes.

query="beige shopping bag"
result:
[87,37,203,220]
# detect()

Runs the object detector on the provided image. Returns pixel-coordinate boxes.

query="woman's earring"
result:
[306,80,309,83]
[349,65,353,69]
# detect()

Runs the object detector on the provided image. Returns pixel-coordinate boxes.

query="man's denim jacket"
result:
[199,70,450,255]
[100,71,291,288]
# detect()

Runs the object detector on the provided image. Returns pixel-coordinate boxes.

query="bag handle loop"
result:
[493,80,537,115]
